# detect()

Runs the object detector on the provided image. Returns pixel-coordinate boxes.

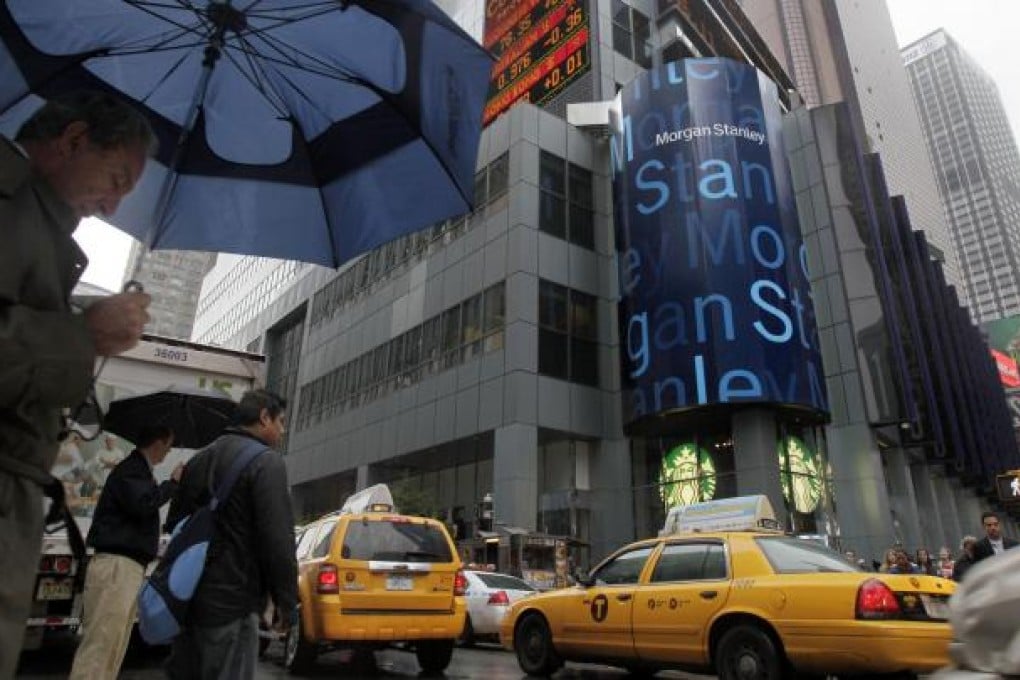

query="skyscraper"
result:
[741,0,962,293]
[903,29,1020,323]
[123,244,216,340]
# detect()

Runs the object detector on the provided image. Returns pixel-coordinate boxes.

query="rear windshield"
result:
[342,519,454,563]
[476,573,536,591]
[755,536,859,573]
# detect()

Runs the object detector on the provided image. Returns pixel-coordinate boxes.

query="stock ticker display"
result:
[483,0,591,125]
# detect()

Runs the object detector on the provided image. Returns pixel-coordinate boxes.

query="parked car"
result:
[460,570,535,646]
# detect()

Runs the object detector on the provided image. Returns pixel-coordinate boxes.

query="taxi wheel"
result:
[284,612,317,675]
[716,625,783,680]
[416,639,455,674]
[514,613,563,677]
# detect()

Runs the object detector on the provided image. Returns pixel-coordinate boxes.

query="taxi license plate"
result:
[921,594,949,620]
[386,575,413,591]
[36,577,73,601]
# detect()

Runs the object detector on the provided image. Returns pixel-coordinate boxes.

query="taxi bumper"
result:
[782,620,952,674]
[311,601,466,643]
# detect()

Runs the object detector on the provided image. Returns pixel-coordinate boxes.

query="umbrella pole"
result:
[132,7,232,281]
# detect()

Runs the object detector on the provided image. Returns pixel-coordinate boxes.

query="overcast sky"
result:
[73,0,1020,293]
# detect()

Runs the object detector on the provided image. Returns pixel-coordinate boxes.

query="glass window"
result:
[540,191,566,239]
[489,153,509,199]
[651,543,727,582]
[296,527,318,558]
[539,281,569,332]
[476,572,536,591]
[569,204,595,249]
[570,337,599,386]
[483,283,506,333]
[539,151,565,195]
[474,169,488,206]
[755,537,859,574]
[594,546,654,585]
[462,294,484,345]
[568,163,593,209]
[539,330,569,379]
[312,522,337,558]
[570,290,598,340]
[341,519,454,563]
[421,316,441,369]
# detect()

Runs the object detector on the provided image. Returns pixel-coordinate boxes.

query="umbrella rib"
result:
[219,40,290,119]
[244,2,338,18]
[240,40,341,267]
[136,43,204,107]
[239,25,365,85]
[122,0,210,41]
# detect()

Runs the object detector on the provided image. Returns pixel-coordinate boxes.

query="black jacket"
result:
[165,430,297,627]
[972,535,1019,564]
[87,450,177,566]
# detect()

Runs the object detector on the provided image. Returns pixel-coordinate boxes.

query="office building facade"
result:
[741,0,961,294]
[193,0,1016,562]
[124,244,216,341]
[903,30,1020,324]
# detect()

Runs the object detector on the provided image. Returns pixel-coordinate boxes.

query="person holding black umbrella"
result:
[69,424,181,680]
[0,91,155,678]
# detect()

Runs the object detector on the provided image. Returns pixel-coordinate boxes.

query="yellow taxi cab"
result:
[500,495,954,679]
[285,485,466,674]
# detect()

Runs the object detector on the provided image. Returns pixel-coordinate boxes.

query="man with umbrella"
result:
[69,424,181,680]
[0,91,154,676]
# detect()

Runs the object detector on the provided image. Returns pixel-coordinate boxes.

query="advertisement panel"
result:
[610,59,827,430]
[482,0,590,125]
[982,315,1020,429]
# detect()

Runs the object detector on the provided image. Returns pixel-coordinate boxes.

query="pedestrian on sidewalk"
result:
[972,511,1019,564]
[164,390,298,680]
[69,425,181,680]
[0,91,154,679]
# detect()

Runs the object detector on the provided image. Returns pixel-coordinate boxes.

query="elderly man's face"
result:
[46,121,147,218]
[984,515,1002,540]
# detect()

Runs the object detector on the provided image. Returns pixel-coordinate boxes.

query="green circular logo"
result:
[659,443,716,507]
[779,436,821,513]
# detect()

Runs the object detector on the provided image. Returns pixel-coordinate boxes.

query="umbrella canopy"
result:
[0,1,492,267]
[104,386,237,449]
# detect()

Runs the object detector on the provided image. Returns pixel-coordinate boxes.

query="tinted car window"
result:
[756,536,859,573]
[296,527,318,558]
[312,522,337,559]
[342,520,453,562]
[476,573,536,591]
[651,543,727,582]
[594,547,654,585]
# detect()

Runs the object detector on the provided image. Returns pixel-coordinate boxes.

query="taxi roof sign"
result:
[339,484,395,515]
[661,495,784,535]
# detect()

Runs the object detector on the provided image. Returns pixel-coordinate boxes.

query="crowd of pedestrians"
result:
[845,510,1019,581]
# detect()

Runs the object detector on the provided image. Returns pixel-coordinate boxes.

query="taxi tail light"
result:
[53,557,72,574]
[487,590,510,606]
[317,563,340,594]
[39,556,53,572]
[856,578,901,619]
[454,570,468,597]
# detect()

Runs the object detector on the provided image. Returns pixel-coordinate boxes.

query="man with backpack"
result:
[163,389,298,680]
[69,424,179,680]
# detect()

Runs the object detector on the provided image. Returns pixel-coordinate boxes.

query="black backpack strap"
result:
[210,439,268,512]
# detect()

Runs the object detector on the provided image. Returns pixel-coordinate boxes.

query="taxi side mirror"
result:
[574,569,595,588]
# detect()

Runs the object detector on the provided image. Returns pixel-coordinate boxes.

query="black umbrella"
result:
[104,386,237,449]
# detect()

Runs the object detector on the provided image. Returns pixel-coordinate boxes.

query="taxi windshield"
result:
[755,536,860,573]
[343,520,453,563]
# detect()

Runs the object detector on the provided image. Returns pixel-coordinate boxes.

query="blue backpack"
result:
[137,439,267,645]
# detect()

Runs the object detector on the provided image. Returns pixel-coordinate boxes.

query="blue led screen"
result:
[610,59,828,429]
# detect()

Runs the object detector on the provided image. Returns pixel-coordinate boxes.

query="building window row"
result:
[611,0,652,68]
[295,281,506,431]
[310,153,510,329]
[539,150,595,249]
[538,279,599,387]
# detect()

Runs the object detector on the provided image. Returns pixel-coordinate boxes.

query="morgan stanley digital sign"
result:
[609,58,828,431]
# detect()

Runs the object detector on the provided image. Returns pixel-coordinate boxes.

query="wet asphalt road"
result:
[16,637,713,679]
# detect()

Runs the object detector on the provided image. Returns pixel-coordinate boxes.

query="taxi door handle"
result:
[699,590,718,600]
[616,593,632,602]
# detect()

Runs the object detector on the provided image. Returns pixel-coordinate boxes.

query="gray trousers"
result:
[165,613,259,680]
[0,473,44,680]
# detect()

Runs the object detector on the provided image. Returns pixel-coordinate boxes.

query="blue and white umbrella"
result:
[0,1,492,267]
